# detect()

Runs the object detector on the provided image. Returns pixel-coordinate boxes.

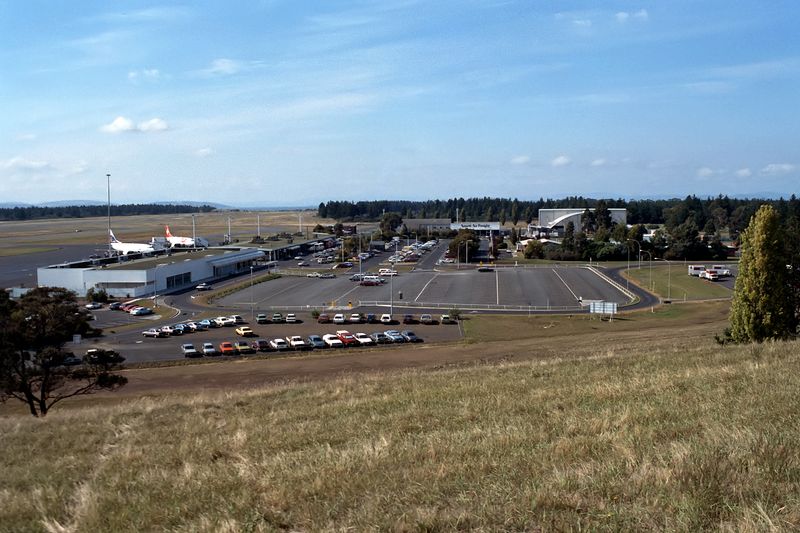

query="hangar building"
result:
[530,208,627,237]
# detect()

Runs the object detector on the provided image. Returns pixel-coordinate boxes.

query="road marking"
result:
[552,268,581,302]
[334,284,362,304]
[495,268,500,305]
[415,273,439,302]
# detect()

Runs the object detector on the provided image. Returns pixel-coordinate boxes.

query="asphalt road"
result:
[0,243,101,288]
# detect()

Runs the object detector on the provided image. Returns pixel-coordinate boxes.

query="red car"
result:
[335,330,359,347]
[219,342,235,356]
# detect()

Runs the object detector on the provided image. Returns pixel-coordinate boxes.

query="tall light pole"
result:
[191,214,196,249]
[640,250,653,292]
[249,265,255,322]
[656,258,672,300]
[106,173,111,256]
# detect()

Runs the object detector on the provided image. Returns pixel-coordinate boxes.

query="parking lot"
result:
[216,265,629,311]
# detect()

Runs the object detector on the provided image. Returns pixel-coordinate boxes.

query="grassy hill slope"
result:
[3,317,800,531]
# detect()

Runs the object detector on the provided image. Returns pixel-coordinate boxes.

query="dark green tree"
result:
[0,288,127,417]
[524,239,544,259]
[729,205,796,342]
[561,221,576,251]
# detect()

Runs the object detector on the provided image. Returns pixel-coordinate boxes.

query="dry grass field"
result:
[3,301,800,531]
[0,209,333,250]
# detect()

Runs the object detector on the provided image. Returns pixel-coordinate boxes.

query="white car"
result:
[202,342,216,356]
[306,272,321,278]
[354,332,375,346]
[85,302,102,310]
[379,268,398,276]
[196,283,213,291]
[269,338,289,351]
[380,313,393,324]
[285,335,308,350]
[286,313,298,323]
[181,343,199,357]
[322,334,344,348]
[349,313,362,323]
[333,313,346,324]
[229,315,245,324]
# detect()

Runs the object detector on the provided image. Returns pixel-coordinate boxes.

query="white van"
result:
[687,265,706,276]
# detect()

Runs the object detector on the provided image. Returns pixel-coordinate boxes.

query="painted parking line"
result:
[415,273,439,302]
[552,268,581,303]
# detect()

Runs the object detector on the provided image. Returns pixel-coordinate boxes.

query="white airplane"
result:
[109,230,158,255]
[165,225,208,248]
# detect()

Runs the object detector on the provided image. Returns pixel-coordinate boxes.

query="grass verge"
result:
[1,324,798,531]
[625,265,732,300]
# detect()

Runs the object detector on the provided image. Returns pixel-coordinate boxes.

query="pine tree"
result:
[729,205,796,342]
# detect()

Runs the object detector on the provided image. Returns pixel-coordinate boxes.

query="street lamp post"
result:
[249,265,255,322]
[640,250,653,291]
[656,258,672,300]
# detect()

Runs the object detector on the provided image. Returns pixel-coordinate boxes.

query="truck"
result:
[688,265,706,276]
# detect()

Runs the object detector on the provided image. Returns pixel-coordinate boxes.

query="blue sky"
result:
[1,1,798,206]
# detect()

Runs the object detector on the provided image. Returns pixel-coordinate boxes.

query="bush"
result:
[310,309,321,319]
[448,307,462,320]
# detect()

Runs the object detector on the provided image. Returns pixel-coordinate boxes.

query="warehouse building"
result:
[529,208,627,237]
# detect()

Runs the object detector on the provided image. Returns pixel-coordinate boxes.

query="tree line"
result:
[0,203,217,221]
[319,195,800,233]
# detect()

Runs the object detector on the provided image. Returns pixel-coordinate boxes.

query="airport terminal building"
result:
[37,247,265,299]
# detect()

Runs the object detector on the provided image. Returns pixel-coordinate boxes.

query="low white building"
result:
[37,247,264,299]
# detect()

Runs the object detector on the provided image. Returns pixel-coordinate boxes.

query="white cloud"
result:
[128,68,161,82]
[634,9,649,21]
[734,168,752,178]
[551,155,571,167]
[195,147,214,158]
[696,167,715,178]
[100,116,169,133]
[2,156,51,170]
[101,116,136,133]
[510,155,530,165]
[615,12,629,23]
[761,163,796,175]
[590,158,606,167]
[573,19,592,27]
[138,118,169,132]
[197,58,263,77]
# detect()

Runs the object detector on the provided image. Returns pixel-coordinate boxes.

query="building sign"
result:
[450,222,501,231]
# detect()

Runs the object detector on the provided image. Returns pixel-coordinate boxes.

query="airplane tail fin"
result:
[109,229,119,243]
[165,225,173,238]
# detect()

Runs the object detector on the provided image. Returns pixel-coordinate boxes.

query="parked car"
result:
[85,302,103,310]
[271,313,284,324]
[234,341,255,354]
[307,335,326,349]
[349,313,363,323]
[333,313,346,324]
[62,355,84,366]
[181,344,200,358]
[86,348,124,364]
[235,326,256,337]
[219,342,235,355]
[196,282,213,291]
[286,335,308,350]
[369,332,391,344]
[251,339,271,352]
[306,272,322,278]
[229,315,245,324]
[440,314,456,324]
[256,313,269,324]
[202,342,217,356]
[322,334,344,348]
[199,319,215,329]
[319,273,336,279]
[420,314,434,325]
[401,330,422,343]
[130,307,153,316]
[194,321,209,332]
[384,330,406,343]
[142,328,164,338]
[269,338,289,351]
[159,325,175,336]
[380,313,393,324]
[402,314,416,324]
[354,332,375,346]
[349,273,365,281]
[317,313,331,324]
[365,313,378,324]
[109,302,123,310]
[286,313,298,323]
[336,330,359,347]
